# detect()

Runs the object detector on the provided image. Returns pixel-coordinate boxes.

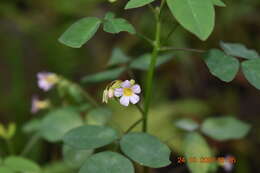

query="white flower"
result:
[31,96,50,113]
[114,80,141,106]
[37,72,59,91]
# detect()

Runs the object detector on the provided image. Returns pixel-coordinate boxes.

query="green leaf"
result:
[82,67,126,83]
[242,59,260,89]
[79,151,134,173]
[59,17,101,48]
[42,162,73,173]
[166,0,215,40]
[4,156,40,173]
[63,125,119,150]
[103,12,135,34]
[86,107,112,126]
[175,118,199,131]
[201,116,251,141]
[62,145,93,169]
[40,107,83,142]
[120,132,171,168]
[203,49,239,82]
[125,0,155,9]
[130,53,173,70]
[212,0,226,7]
[0,166,14,173]
[220,41,259,59]
[22,119,42,134]
[108,48,130,66]
[184,133,213,173]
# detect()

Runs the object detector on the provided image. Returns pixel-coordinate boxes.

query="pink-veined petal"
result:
[114,88,123,97]
[131,84,141,94]
[121,80,131,88]
[120,96,130,106]
[129,94,140,104]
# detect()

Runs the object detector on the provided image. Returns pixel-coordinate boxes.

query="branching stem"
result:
[160,47,205,53]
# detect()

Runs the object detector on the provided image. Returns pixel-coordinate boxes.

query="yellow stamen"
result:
[36,100,50,109]
[45,74,59,84]
[123,88,133,96]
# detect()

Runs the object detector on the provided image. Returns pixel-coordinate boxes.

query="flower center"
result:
[36,101,49,109]
[123,88,133,96]
[45,75,58,84]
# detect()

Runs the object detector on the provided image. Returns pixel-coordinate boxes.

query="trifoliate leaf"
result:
[203,49,239,82]
[242,59,260,89]
[220,41,259,59]
[103,12,135,34]
[59,17,101,48]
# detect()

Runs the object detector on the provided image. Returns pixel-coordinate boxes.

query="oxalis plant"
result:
[1,0,259,173]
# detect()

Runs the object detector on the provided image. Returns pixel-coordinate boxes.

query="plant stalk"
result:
[143,8,162,133]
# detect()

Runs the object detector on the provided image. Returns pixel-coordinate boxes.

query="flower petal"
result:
[120,96,130,106]
[31,96,38,113]
[38,80,52,91]
[121,80,131,88]
[129,94,140,104]
[131,84,141,94]
[114,88,123,97]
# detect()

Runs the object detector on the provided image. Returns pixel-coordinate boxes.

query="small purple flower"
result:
[37,72,59,91]
[114,80,141,106]
[31,96,50,114]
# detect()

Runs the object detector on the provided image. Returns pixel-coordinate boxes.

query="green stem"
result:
[20,133,40,156]
[143,8,162,133]
[136,32,154,46]
[160,47,205,53]
[125,118,144,134]
[161,23,179,45]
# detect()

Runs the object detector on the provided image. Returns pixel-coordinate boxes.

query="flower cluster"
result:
[31,72,59,113]
[37,72,59,91]
[103,79,141,106]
